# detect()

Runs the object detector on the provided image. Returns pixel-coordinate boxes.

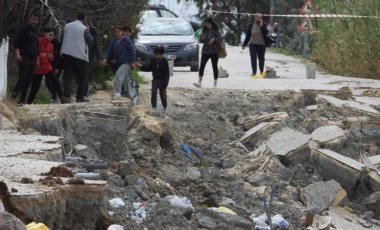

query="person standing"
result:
[27,27,66,104]
[242,13,269,78]
[45,29,64,103]
[84,23,101,98]
[193,17,222,88]
[60,12,94,103]
[140,46,170,115]
[102,26,137,101]
[12,12,40,105]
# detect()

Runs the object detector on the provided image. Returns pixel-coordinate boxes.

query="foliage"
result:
[310,0,380,79]
[91,65,113,89]
[131,69,148,85]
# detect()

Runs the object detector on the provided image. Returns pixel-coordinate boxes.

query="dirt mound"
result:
[41,165,74,177]
[39,176,64,186]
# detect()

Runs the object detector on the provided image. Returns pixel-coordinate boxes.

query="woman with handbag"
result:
[242,13,270,78]
[193,17,222,88]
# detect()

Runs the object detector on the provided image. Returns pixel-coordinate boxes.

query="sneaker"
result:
[160,108,167,117]
[251,74,264,79]
[193,82,202,88]
[260,71,266,78]
[214,80,218,87]
[50,98,58,104]
[112,95,125,101]
[76,97,91,103]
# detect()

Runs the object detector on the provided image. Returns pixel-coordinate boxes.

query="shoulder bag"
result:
[216,40,227,58]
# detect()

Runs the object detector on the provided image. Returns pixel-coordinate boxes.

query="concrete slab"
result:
[239,122,280,144]
[265,127,310,160]
[354,96,380,107]
[300,180,346,213]
[311,148,364,191]
[0,130,62,158]
[237,112,289,130]
[311,125,345,143]
[369,155,380,166]
[318,94,379,114]
[311,125,346,150]
[329,207,380,230]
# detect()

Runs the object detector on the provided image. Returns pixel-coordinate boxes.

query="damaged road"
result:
[1,48,380,229]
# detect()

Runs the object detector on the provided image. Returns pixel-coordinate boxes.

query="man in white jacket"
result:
[61,12,94,103]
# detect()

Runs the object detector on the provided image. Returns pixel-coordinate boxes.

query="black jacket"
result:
[14,25,39,59]
[142,58,170,88]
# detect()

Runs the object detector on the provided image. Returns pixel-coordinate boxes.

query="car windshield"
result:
[140,20,193,36]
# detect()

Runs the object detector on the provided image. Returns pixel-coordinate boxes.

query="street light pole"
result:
[270,0,274,28]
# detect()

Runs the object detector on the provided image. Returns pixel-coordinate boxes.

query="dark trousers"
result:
[28,71,63,104]
[199,53,219,80]
[45,69,62,100]
[14,57,36,103]
[249,44,266,75]
[62,54,88,100]
[151,81,167,109]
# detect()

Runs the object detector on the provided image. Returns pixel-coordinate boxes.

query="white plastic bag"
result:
[218,66,229,78]
[109,198,126,208]
[166,195,193,209]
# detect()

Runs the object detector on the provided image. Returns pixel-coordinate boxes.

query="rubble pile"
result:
[0,87,379,229]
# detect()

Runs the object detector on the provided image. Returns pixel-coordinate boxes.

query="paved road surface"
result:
[140,45,380,96]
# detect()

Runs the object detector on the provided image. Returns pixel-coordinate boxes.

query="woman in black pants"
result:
[194,17,222,88]
[242,13,269,78]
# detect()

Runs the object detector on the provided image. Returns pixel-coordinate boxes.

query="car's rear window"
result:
[140,20,193,36]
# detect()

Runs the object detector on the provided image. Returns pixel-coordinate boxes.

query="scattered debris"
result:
[41,165,74,178]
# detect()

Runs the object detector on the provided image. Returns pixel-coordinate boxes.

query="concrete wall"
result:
[0,39,8,101]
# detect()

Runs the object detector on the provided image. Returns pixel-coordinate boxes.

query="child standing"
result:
[141,46,170,114]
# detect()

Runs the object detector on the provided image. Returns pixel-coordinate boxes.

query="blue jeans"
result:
[249,44,266,75]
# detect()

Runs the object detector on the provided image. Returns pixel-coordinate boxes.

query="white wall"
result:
[0,38,8,101]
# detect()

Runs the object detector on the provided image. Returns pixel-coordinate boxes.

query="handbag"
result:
[263,35,273,47]
[216,41,227,58]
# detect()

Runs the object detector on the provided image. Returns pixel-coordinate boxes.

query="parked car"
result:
[139,4,201,32]
[135,18,199,72]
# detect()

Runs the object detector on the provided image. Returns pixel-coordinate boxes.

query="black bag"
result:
[263,35,273,47]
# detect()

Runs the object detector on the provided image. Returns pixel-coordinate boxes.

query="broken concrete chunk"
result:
[368,155,380,167]
[240,122,281,144]
[311,125,346,150]
[363,192,380,219]
[237,112,289,130]
[195,208,254,230]
[74,144,98,160]
[311,148,364,192]
[0,211,26,230]
[300,180,347,213]
[317,94,379,114]
[265,127,310,162]
[311,125,345,143]
[118,160,135,178]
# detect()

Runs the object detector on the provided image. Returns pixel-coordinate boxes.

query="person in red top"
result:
[27,27,66,104]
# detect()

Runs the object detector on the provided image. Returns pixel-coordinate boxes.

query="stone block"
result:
[265,127,311,163]
[300,180,347,213]
[310,148,364,192]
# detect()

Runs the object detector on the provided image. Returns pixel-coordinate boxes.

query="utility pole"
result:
[270,0,274,28]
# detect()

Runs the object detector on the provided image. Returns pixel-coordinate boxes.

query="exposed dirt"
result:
[41,165,74,178]
[2,85,379,229]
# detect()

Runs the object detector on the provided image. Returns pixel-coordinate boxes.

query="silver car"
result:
[135,18,199,72]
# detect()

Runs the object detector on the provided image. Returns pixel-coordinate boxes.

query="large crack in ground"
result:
[1,87,380,229]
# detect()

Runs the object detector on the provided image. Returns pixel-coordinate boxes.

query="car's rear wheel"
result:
[190,65,199,72]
